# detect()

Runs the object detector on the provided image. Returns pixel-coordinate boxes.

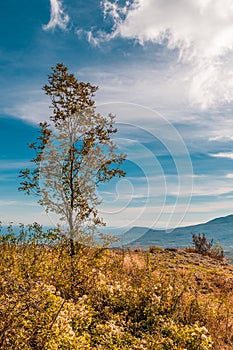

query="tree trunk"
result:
[69,237,75,258]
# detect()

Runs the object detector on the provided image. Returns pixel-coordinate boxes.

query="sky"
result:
[1,0,233,232]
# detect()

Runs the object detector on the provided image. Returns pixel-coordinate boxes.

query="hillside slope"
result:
[121,214,233,257]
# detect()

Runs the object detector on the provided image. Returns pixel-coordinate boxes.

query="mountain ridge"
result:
[121,214,233,256]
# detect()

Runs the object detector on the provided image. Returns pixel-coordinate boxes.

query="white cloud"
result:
[3,87,50,123]
[0,160,31,170]
[209,151,233,159]
[209,135,233,142]
[76,29,101,47]
[0,205,55,226]
[79,65,190,114]
[43,0,69,31]
[0,200,18,206]
[97,169,233,230]
[102,0,131,22]
[101,0,233,108]
[225,173,233,178]
[99,197,233,229]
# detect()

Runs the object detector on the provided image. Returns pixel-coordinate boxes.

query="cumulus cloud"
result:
[43,0,69,31]
[101,0,233,108]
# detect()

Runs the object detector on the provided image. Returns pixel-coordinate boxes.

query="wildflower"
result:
[201,333,208,340]
[201,326,208,333]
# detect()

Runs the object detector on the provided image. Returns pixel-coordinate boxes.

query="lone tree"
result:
[19,63,126,255]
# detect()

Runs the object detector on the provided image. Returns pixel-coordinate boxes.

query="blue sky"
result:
[1,0,233,231]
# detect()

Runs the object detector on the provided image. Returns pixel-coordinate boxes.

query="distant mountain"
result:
[120,214,233,256]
